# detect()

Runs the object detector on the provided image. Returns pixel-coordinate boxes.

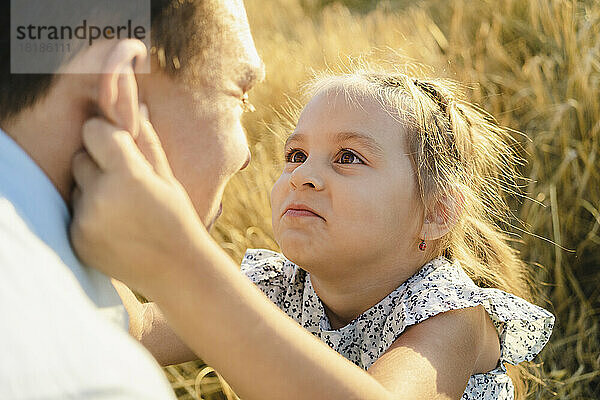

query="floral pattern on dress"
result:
[241,249,555,400]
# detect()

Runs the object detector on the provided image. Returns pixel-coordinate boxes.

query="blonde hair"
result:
[305,69,534,398]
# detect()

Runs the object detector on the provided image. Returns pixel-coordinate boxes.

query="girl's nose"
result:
[289,160,324,191]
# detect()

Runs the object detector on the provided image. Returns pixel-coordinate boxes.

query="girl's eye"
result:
[337,150,363,164]
[285,149,307,163]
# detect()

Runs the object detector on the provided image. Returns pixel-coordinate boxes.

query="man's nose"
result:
[289,159,324,190]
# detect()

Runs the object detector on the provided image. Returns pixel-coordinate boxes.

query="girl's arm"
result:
[111,279,198,366]
[115,269,498,398]
[136,226,494,400]
[368,305,501,399]
[144,230,397,400]
[71,117,494,400]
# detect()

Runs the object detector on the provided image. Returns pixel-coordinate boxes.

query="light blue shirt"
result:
[0,128,176,399]
[0,128,127,327]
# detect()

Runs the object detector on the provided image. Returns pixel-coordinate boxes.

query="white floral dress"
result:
[241,249,554,399]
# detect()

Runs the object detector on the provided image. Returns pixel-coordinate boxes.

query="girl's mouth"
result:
[283,203,324,220]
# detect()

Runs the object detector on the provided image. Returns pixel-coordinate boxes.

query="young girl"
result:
[241,71,554,398]
[72,69,554,400]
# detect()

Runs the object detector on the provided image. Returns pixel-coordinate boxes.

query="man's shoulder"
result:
[0,197,176,399]
[0,197,81,290]
[0,197,35,245]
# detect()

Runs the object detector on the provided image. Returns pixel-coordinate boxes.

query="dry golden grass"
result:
[166,1,600,398]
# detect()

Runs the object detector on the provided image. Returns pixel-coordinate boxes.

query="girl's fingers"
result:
[71,185,82,211]
[81,117,146,173]
[135,104,175,180]
[80,103,175,184]
[72,150,102,190]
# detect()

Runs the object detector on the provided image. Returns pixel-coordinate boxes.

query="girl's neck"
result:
[309,258,424,330]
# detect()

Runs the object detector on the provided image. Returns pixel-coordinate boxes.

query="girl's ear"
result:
[97,39,148,137]
[420,191,464,240]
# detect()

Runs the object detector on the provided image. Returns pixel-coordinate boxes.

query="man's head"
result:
[138,0,265,228]
[0,0,264,228]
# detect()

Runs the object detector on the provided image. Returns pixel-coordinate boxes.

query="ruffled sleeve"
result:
[241,248,297,306]
[398,258,554,366]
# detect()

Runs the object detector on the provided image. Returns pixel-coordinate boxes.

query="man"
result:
[0,0,264,397]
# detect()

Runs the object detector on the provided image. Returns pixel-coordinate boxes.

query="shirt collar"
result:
[0,128,71,254]
[0,128,126,327]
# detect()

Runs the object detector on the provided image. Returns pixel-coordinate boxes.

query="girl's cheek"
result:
[270,174,288,211]
[271,173,285,195]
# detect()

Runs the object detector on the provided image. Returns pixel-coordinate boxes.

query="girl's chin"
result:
[276,231,330,267]
[276,231,311,250]
[280,245,317,268]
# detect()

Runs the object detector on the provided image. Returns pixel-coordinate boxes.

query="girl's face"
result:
[270,89,424,278]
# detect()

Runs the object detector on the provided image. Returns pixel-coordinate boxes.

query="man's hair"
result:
[0,0,220,123]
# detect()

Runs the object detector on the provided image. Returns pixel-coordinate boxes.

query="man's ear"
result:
[420,191,464,241]
[97,39,148,137]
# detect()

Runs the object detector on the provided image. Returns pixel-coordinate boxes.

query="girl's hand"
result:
[70,110,204,295]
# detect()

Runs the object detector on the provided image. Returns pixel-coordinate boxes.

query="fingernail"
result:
[139,103,149,120]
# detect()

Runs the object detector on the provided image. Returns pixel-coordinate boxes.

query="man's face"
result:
[139,0,264,229]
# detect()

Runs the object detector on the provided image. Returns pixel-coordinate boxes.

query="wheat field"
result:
[163,1,600,399]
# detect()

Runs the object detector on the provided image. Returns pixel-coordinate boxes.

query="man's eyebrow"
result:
[237,60,266,92]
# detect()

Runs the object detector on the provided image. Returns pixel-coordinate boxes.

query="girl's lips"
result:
[284,209,321,218]
[282,204,325,220]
